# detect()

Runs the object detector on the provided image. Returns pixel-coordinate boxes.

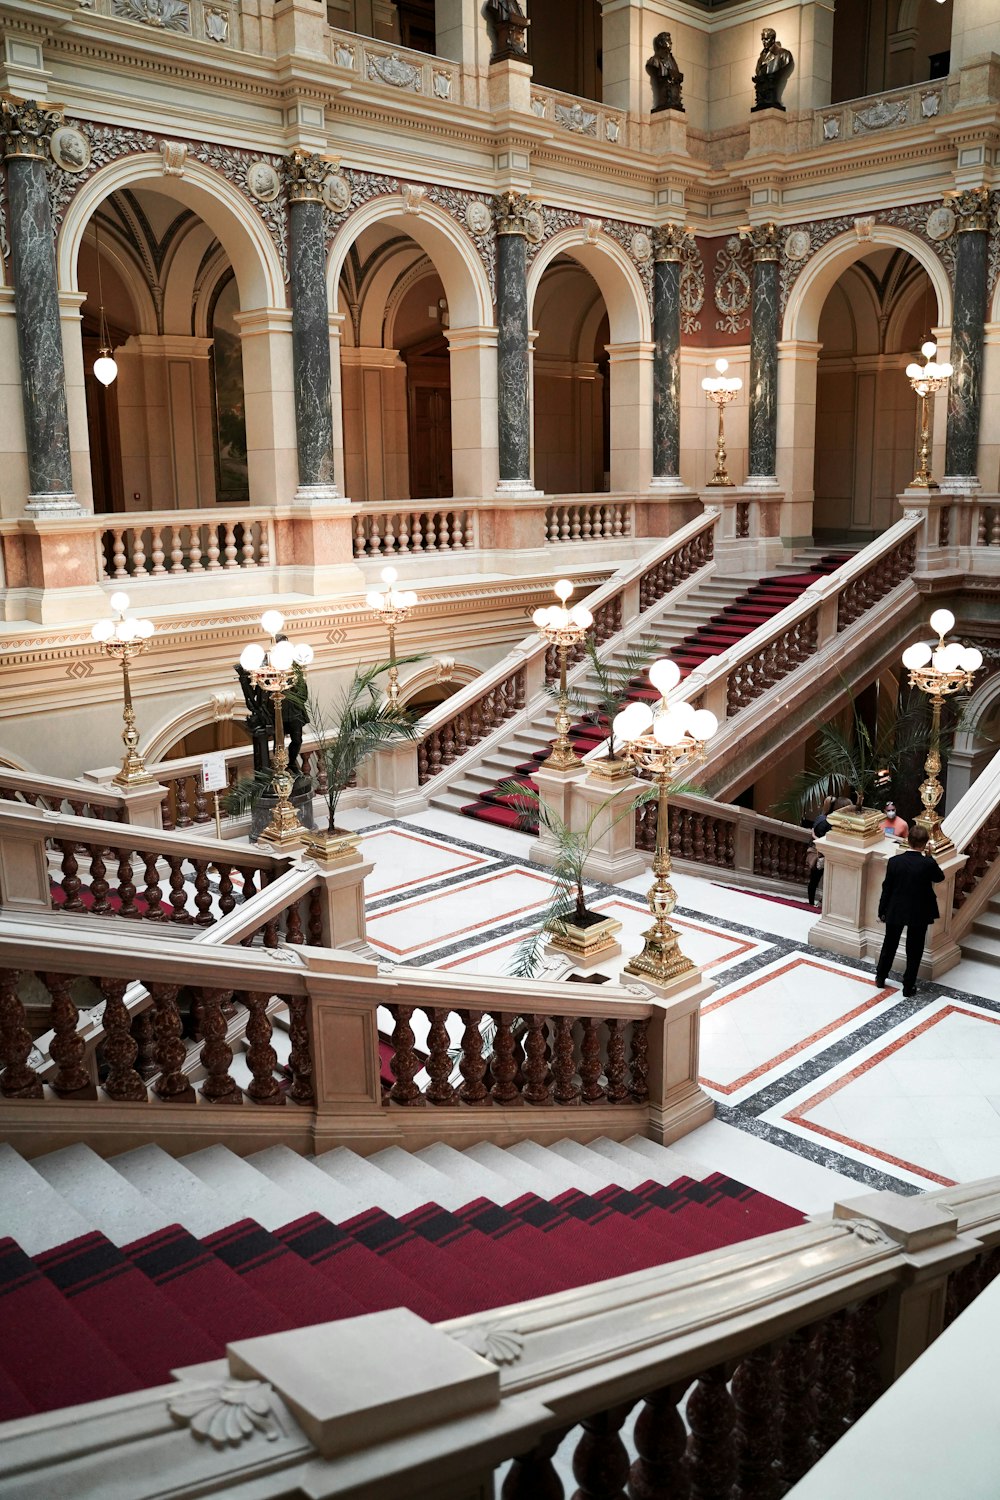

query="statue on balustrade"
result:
[234,651,308,777]
[647,32,684,114]
[235,663,272,775]
[486,0,529,63]
[751,28,794,112]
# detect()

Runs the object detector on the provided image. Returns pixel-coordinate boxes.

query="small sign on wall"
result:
[201,754,228,838]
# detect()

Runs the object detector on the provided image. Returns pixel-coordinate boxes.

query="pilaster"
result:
[493,191,540,497]
[743,221,780,486]
[286,151,339,506]
[943,187,990,485]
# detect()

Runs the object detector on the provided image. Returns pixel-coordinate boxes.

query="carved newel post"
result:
[944,186,990,485]
[743,222,780,487]
[651,225,689,488]
[0,98,80,517]
[647,32,684,113]
[486,0,529,63]
[285,150,339,505]
[751,29,794,112]
[494,191,539,497]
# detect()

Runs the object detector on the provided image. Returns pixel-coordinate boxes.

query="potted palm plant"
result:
[304,659,421,862]
[499,779,654,974]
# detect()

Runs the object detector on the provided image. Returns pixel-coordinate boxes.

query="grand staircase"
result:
[0,1137,802,1422]
[453,552,850,830]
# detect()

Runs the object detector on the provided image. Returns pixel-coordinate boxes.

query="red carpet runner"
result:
[461,558,848,831]
[0,1172,802,1421]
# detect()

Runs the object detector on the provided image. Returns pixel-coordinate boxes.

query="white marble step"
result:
[180,1145,305,1232]
[462,1141,556,1200]
[414,1143,518,1206]
[0,1144,93,1256]
[247,1146,364,1225]
[311,1146,426,1218]
[548,1138,649,1192]
[618,1134,715,1182]
[366,1146,469,1212]
[503,1140,595,1197]
[109,1145,233,1239]
[32,1143,174,1247]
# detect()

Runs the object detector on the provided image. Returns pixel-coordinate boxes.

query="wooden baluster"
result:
[245,991,284,1105]
[604,1017,628,1104]
[115,848,139,919]
[87,844,111,916]
[150,984,193,1104]
[167,857,192,923]
[579,1017,604,1103]
[217,864,236,917]
[571,1402,633,1499]
[57,840,83,912]
[522,1014,550,1104]
[0,969,42,1098]
[307,887,324,946]
[424,1008,457,1105]
[501,1430,566,1499]
[45,971,93,1096]
[286,994,314,1103]
[458,1009,489,1104]
[731,1347,781,1500]
[197,987,240,1103]
[847,1298,882,1422]
[811,1312,853,1455]
[775,1330,817,1488]
[132,1007,158,1080]
[174,776,193,828]
[285,900,305,946]
[490,1013,520,1104]
[139,851,165,920]
[629,1382,691,1500]
[552,1014,579,1105]
[687,1366,737,1500]
[388,1005,424,1105]
[99,976,146,1101]
[192,860,214,926]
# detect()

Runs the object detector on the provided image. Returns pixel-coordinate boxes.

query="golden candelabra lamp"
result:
[905,341,952,490]
[613,660,718,986]
[902,608,982,854]
[701,357,742,488]
[366,566,418,706]
[91,591,155,788]
[532,579,593,771]
[239,610,315,849]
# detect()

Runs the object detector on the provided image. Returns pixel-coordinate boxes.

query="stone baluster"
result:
[132,1008,158,1080]
[652,225,687,488]
[744,223,780,485]
[629,1017,649,1101]
[522,1013,551,1103]
[388,1004,424,1105]
[687,1366,738,1500]
[571,1403,634,1498]
[629,1381,691,1500]
[115,849,139,918]
[45,971,93,1096]
[458,1009,489,1103]
[197,987,240,1103]
[150,982,194,1102]
[501,1430,566,1499]
[551,1014,580,1104]
[494,191,536,495]
[604,1017,629,1103]
[217,864,236,917]
[775,1329,818,1487]
[945,187,990,482]
[424,1008,457,1105]
[57,841,83,912]
[731,1347,781,1500]
[244,991,284,1105]
[139,851,164,920]
[192,860,213,926]
[847,1297,882,1421]
[0,99,79,517]
[167,858,191,923]
[811,1312,853,1455]
[307,886,323,945]
[286,994,314,1103]
[490,1012,520,1104]
[99,976,146,1102]
[0,968,43,1098]
[579,1017,605,1103]
[285,152,339,502]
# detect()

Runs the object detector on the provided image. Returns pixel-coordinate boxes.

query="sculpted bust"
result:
[646,32,684,114]
[751,28,794,112]
[486,0,529,64]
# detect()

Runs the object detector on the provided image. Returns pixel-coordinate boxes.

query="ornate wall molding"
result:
[47,122,158,229]
[680,236,704,334]
[713,234,752,334]
[525,205,656,309]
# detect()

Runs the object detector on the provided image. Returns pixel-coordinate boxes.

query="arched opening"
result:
[530,0,603,101]
[812,248,937,542]
[333,0,438,53]
[533,256,609,494]
[831,0,952,102]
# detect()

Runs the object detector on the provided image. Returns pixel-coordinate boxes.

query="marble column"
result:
[286,151,339,503]
[494,191,539,496]
[944,186,990,483]
[0,99,79,516]
[745,222,780,487]
[651,224,686,488]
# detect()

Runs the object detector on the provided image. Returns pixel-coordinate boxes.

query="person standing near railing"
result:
[874,825,945,998]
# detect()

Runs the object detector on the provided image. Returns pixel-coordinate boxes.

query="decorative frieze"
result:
[45,122,158,228]
[778,200,960,313]
[192,141,288,278]
[680,236,704,334]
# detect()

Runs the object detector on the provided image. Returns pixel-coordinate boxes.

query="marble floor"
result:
[332,805,1000,1213]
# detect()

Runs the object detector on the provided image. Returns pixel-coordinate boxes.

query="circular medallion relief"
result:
[631,231,653,263]
[784,229,811,262]
[465,201,491,236]
[50,127,91,173]
[926,206,956,242]
[524,207,545,245]
[246,161,281,203]
[322,174,351,212]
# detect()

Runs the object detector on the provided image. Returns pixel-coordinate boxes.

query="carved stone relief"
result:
[367,52,421,90]
[113,0,190,28]
[555,102,597,136]
[168,1380,284,1447]
[713,235,752,333]
[680,236,704,334]
[852,97,909,134]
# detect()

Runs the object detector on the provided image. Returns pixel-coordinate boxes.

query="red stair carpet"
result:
[461,557,848,832]
[0,1174,803,1422]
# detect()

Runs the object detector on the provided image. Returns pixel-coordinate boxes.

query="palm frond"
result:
[306,657,424,830]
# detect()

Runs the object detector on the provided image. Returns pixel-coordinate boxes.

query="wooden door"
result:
[82,329,125,513]
[404,336,452,499]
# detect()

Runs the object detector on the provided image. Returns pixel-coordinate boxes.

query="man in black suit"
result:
[874,825,944,997]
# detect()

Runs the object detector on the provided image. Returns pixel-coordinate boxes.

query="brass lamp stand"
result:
[905,341,952,489]
[240,610,315,848]
[902,609,982,854]
[366,567,418,706]
[91,591,155,788]
[701,358,743,488]
[533,579,594,771]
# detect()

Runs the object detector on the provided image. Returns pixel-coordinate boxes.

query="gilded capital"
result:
[948,186,990,233]
[493,189,533,237]
[740,220,780,261]
[652,224,692,263]
[285,150,329,203]
[0,96,63,162]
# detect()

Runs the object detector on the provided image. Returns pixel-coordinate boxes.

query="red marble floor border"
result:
[783,1003,1000,1188]
[361,828,487,897]
[699,957,892,1096]
[365,866,559,957]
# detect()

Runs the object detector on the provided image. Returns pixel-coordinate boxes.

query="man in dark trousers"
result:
[874,825,945,997]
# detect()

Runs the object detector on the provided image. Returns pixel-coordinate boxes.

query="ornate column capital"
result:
[0,97,63,162]
[740,221,780,261]
[493,190,533,237]
[285,150,330,204]
[652,224,692,263]
[947,186,991,233]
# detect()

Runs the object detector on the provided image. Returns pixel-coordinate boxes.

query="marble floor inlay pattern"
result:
[342,811,1000,1203]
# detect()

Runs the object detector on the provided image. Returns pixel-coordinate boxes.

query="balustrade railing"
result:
[0,768,127,823]
[99,511,274,581]
[417,665,527,783]
[726,608,819,714]
[544,501,633,543]
[942,745,1000,923]
[352,505,476,559]
[635,793,812,888]
[837,532,917,630]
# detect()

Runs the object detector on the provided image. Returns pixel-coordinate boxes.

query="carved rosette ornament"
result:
[741,220,780,261]
[949,185,991,234]
[285,150,330,204]
[168,1380,284,1447]
[0,98,62,160]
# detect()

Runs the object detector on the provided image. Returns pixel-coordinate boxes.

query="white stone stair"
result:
[960,897,1000,966]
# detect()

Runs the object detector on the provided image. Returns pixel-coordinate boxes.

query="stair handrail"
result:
[942,740,1000,924]
[0,767,130,821]
[3,1172,996,1498]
